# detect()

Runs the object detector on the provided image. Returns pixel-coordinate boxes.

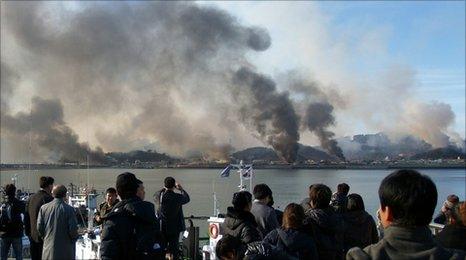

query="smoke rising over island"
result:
[1,2,463,163]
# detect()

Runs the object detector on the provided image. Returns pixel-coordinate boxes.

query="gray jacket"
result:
[346,225,465,260]
[251,200,279,238]
[37,198,79,260]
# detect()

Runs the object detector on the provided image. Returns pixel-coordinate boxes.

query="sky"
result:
[1,1,465,163]
[202,1,465,136]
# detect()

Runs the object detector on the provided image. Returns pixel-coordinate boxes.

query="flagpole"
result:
[249,169,253,193]
[239,168,244,191]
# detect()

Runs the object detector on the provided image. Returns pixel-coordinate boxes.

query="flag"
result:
[220,165,232,177]
[242,166,253,179]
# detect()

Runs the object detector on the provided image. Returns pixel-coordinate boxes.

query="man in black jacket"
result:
[0,184,25,260]
[25,176,54,260]
[303,183,345,260]
[154,177,190,260]
[347,169,465,260]
[100,172,163,260]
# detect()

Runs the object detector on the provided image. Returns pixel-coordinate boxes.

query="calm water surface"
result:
[1,168,465,233]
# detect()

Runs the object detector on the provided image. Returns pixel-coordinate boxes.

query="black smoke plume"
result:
[233,67,300,163]
[1,2,273,160]
[304,102,345,160]
[2,97,106,164]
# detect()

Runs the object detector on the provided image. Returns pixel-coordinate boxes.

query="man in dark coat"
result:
[342,193,378,253]
[100,172,163,260]
[251,184,279,238]
[303,184,345,260]
[37,185,78,260]
[433,194,459,224]
[347,169,465,260]
[222,191,262,245]
[0,184,25,260]
[436,201,466,251]
[330,183,350,214]
[94,187,119,226]
[24,176,54,260]
[154,176,190,260]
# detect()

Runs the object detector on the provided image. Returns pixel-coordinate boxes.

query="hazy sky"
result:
[1,1,464,162]
[203,1,465,136]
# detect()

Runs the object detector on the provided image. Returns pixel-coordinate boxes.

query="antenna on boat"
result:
[212,180,219,217]
[28,100,32,192]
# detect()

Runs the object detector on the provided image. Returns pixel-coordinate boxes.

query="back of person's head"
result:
[52,185,67,199]
[378,169,437,227]
[106,187,117,194]
[116,172,139,199]
[232,191,252,211]
[253,183,272,200]
[164,177,176,189]
[282,203,305,230]
[347,193,365,212]
[337,183,350,195]
[4,184,16,197]
[449,201,466,227]
[216,234,241,260]
[447,194,460,204]
[39,176,54,189]
[309,184,332,209]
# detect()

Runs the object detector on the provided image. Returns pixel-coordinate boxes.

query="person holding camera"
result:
[154,177,190,260]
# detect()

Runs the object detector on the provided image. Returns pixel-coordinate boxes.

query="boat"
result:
[202,160,254,259]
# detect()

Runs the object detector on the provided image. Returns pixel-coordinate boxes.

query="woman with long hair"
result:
[263,203,318,259]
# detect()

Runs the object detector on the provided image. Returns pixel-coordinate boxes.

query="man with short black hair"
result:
[434,194,460,224]
[154,176,190,260]
[101,172,163,260]
[25,176,54,260]
[303,183,344,260]
[0,184,25,260]
[136,179,145,200]
[94,187,119,226]
[251,184,279,237]
[347,169,465,259]
[37,185,78,260]
[331,183,350,213]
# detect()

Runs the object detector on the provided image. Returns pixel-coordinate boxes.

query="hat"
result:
[116,172,139,199]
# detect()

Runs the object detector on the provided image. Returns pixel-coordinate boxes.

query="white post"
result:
[249,170,253,193]
[239,168,244,191]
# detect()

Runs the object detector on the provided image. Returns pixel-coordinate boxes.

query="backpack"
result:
[0,202,13,232]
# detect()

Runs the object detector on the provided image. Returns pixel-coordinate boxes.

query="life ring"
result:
[209,224,219,239]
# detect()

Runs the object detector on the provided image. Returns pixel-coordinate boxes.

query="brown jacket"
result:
[94,200,119,225]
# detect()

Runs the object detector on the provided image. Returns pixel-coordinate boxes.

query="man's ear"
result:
[380,205,394,228]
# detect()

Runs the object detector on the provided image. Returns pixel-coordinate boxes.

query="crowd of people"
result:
[216,169,466,260]
[0,173,190,260]
[0,169,465,260]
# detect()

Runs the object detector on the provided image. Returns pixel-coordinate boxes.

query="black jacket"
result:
[433,211,447,225]
[263,228,319,259]
[435,225,466,251]
[342,210,379,252]
[155,188,190,234]
[303,207,345,260]
[330,192,348,214]
[347,226,465,260]
[0,196,25,238]
[25,190,53,242]
[100,197,163,260]
[222,207,262,245]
